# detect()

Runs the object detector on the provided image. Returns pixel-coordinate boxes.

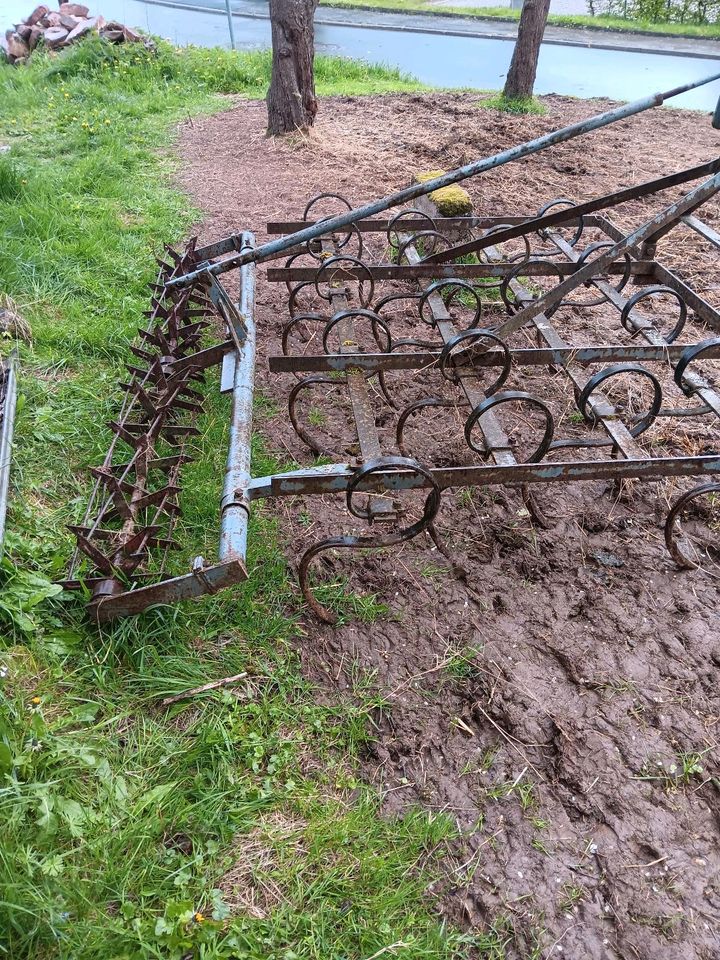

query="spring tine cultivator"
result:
[65,71,720,622]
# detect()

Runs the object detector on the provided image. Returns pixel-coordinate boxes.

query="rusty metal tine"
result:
[401,239,516,465]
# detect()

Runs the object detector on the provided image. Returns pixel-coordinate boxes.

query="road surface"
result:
[3,0,720,109]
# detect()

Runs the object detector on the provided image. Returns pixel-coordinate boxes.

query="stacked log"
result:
[1,5,146,65]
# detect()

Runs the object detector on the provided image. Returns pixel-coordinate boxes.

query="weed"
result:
[444,646,481,679]
[486,773,537,810]
[457,486,476,508]
[636,747,712,790]
[307,407,327,426]
[419,561,449,579]
[558,882,586,912]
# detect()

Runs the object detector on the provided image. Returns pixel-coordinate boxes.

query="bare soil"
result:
[177,93,720,960]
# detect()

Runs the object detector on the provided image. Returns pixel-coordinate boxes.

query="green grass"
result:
[480,93,546,115]
[320,0,720,37]
[0,39,485,960]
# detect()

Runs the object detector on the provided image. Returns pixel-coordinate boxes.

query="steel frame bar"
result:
[0,351,18,553]
[245,454,720,500]
[268,213,606,234]
[268,343,720,374]
[681,213,720,250]
[219,232,256,563]
[267,261,654,283]
[90,558,247,622]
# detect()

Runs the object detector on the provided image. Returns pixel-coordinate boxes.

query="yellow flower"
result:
[31,696,41,704]
[193,912,205,923]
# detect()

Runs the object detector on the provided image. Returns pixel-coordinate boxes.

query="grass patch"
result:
[320,0,720,37]
[0,39,482,960]
[480,93,547,115]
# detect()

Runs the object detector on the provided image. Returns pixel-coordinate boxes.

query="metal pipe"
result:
[219,232,256,563]
[0,352,17,554]
[166,71,720,289]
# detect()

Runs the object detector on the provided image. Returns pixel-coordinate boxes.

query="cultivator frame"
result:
[0,351,17,553]
[65,72,720,622]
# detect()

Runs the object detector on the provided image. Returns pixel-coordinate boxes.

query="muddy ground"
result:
[177,93,720,960]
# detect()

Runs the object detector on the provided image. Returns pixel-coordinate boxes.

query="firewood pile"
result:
[1,5,147,65]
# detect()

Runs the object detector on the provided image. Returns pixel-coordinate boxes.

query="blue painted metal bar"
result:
[219,232,256,564]
[165,71,720,289]
[0,351,17,555]
[244,454,720,501]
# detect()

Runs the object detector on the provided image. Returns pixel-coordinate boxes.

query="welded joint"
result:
[191,556,222,595]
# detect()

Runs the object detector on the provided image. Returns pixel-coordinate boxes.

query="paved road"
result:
[4,0,720,109]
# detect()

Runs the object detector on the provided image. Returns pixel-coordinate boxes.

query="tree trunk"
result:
[267,0,318,135]
[503,0,551,100]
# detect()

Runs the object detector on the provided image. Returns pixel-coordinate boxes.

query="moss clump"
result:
[413,169,473,216]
